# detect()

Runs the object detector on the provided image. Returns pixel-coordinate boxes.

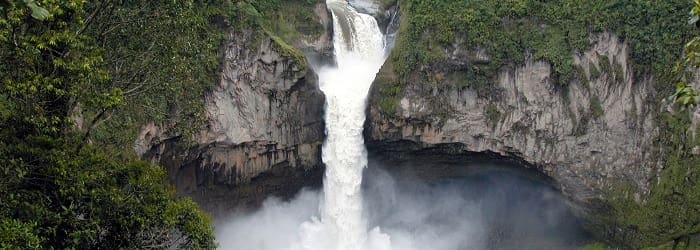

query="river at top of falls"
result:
[292,1,391,250]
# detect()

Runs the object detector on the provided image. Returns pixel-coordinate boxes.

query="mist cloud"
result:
[216,163,588,250]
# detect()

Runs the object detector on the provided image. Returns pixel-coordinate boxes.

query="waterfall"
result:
[294,1,391,249]
[218,2,592,250]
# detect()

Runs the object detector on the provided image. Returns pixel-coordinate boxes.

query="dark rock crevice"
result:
[365,139,593,249]
[365,140,570,206]
[145,139,325,216]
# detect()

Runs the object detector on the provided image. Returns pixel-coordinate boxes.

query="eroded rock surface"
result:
[135,3,331,214]
[366,33,660,219]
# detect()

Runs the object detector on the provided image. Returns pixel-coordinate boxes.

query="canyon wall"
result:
[366,31,658,218]
[134,1,331,214]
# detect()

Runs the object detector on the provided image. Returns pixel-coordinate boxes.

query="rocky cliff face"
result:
[366,32,660,225]
[134,2,331,214]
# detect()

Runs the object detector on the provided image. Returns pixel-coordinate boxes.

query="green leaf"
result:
[679,96,692,105]
[24,0,50,20]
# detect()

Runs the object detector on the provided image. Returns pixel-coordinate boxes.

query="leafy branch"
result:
[22,0,49,20]
[673,0,700,110]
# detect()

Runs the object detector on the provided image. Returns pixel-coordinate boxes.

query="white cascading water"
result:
[218,2,587,249]
[293,1,392,249]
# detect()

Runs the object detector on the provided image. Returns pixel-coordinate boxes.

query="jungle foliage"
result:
[0,0,236,248]
[1,0,321,247]
[672,0,700,110]
[388,0,694,88]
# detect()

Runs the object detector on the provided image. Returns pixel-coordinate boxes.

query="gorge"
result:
[200,0,700,248]
[216,0,591,249]
[2,0,700,249]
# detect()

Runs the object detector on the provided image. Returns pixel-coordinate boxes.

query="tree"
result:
[77,0,226,147]
[0,1,216,248]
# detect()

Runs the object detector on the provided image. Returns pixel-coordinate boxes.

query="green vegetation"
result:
[231,0,324,73]
[84,0,230,149]
[613,62,625,84]
[574,64,588,82]
[86,0,322,148]
[0,0,325,247]
[269,33,310,72]
[4,0,698,248]
[590,96,604,119]
[0,0,221,248]
[593,1,700,248]
[261,0,324,43]
[589,62,601,80]
[373,59,401,116]
[602,113,700,248]
[393,0,693,81]
[1,0,322,247]
[379,2,700,246]
[672,0,700,110]
[377,87,400,116]
[579,242,609,250]
[598,55,613,83]
[484,103,501,128]
[374,0,696,115]
[573,107,591,137]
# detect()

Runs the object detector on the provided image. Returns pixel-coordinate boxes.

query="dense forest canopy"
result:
[0,0,324,248]
[0,0,224,248]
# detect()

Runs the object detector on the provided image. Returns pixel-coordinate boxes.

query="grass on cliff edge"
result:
[375,0,694,116]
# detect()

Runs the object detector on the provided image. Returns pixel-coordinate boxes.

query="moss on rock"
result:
[601,113,700,248]
[371,2,700,247]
